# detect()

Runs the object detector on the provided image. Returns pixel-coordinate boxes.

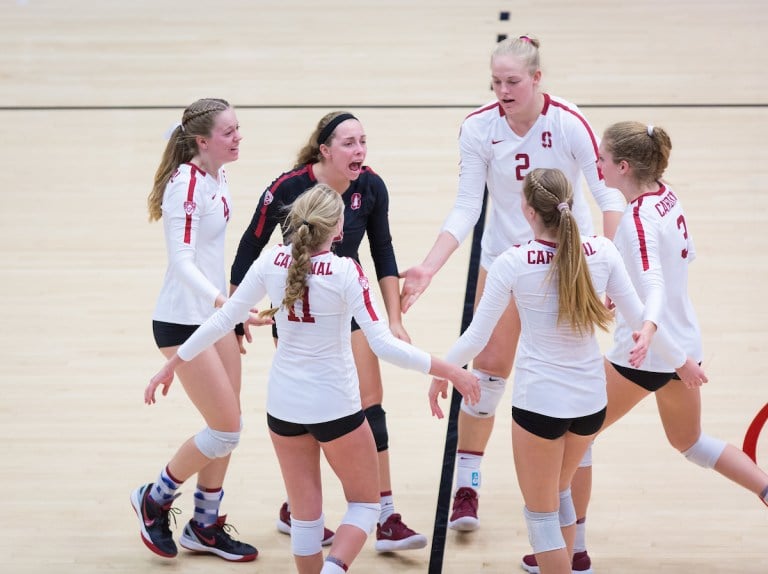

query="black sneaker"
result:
[179,516,258,562]
[130,483,181,558]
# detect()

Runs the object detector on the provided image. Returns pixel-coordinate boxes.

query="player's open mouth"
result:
[349,162,361,171]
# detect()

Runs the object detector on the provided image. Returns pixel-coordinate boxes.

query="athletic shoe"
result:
[130,483,181,558]
[179,516,258,562]
[276,502,335,546]
[520,549,593,573]
[448,487,479,531]
[375,513,428,552]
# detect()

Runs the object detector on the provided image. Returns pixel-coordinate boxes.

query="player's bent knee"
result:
[341,502,380,534]
[682,433,726,469]
[291,515,324,556]
[524,507,565,553]
[364,404,389,452]
[460,370,506,418]
[194,427,240,458]
[558,488,576,527]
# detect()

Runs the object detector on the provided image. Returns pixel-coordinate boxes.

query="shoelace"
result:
[160,506,182,531]
[220,521,240,538]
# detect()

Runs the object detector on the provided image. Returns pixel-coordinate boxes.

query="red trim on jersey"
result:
[184,166,200,244]
[361,165,377,176]
[545,95,602,178]
[184,162,207,177]
[254,164,314,238]
[632,197,650,271]
[464,101,502,121]
[634,181,668,201]
[631,182,667,271]
[541,93,551,115]
[352,260,378,321]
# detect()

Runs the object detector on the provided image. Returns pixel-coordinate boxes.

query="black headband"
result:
[316,113,357,146]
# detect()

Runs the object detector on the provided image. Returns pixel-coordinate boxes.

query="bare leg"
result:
[270,431,324,574]
[656,380,768,494]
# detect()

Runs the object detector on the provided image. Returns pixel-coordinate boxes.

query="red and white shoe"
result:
[448,487,479,531]
[520,549,593,573]
[375,513,428,552]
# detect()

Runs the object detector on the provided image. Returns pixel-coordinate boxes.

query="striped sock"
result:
[150,465,181,504]
[193,486,223,527]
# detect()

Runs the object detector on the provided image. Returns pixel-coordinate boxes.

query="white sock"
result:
[320,557,347,573]
[379,491,395,524]
[574,517,587,552]
[456,450,482,490]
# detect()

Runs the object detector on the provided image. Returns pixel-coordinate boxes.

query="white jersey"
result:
[442,95,625,265]
[445,236,685,418]
[607,183,702,372]
[153,163,232,325]
[177,244,432,424]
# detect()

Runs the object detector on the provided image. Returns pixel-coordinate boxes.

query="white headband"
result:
[647,125,654,136]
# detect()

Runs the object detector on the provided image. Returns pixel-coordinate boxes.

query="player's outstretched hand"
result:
[675,357,708,389]
[429,377,450,419]
[399,265,432,313]
[145,363,175,405]
[629,328,652,368]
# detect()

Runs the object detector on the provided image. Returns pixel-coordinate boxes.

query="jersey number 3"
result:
[287,288,316,323]
[676,214,689,259]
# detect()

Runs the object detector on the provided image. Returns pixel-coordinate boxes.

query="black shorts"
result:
[272,317,360,339]
[512,406,607,440]
[610,362,675,392]
[267,410,366,443]
[153,320,239,348]
[153,320,199,348]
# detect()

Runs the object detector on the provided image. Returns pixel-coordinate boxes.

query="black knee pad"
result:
[364,404,388,452]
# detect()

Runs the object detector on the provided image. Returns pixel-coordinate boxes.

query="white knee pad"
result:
[194,427,240,459]
[460,370,507,418]
[682,433,726,469]
[341,502,380,535]
[578,443,593,468]
[558,488,576,527]
[524,507,565,554]
[291,514,324,556]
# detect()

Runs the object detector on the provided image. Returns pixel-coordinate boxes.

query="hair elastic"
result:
[647,125,654,136]
[557,202,570,213]
[301,219,315,231]
[163,121,183,140]
[519,35,532,43]
[317,113,357,146]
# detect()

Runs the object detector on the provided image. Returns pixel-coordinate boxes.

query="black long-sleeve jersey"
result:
[230,163,398,286]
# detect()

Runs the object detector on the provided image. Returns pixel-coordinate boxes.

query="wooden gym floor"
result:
[1,1,766,572]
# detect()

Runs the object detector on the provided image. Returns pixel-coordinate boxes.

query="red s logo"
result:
[541,131,552,148]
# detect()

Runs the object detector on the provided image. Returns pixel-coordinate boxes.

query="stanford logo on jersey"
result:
[183,201,196,215]
[541,131,553,148]
[263,190,273,206]
[358,276,370,291]
[351,193,362,210]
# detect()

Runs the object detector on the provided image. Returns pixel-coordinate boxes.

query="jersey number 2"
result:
[515,153,530,181]
[287,288,316,323]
